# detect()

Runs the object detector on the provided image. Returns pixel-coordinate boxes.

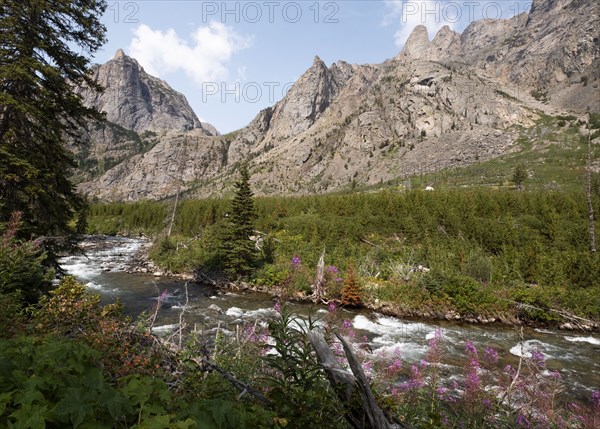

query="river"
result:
[59,236,599,402]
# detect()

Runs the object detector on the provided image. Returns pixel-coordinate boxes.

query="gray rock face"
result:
[268,55,353,137]
[78,50,217,134]
[401,25,430,59]
[79,0,599,200]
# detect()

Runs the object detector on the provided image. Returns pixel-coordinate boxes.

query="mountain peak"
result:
[402,25,430,59]
[312,55,326,68]
[114,48,126,60]
[78,53,217,135]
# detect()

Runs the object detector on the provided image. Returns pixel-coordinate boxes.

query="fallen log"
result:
[308,331,414,429]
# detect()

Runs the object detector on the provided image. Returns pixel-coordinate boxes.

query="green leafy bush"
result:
[0,212,53,305]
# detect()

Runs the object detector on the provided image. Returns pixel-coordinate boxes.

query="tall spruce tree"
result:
[0,0,107,248]
[222,164,257,278]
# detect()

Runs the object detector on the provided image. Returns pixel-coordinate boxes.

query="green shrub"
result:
[0,212,53,305]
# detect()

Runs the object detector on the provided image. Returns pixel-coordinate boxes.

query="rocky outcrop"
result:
[78,49,217,134]
[401,25,431,59]
[72,50,219,182]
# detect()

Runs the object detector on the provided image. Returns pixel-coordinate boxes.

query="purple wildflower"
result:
[504,364,512,373]
[274,301,282,313]
[245,326,258,342]
[531,349,545,368]
[326,265,338,273]
[387,358,403,374]
[516,414,530,428]
[420,359,428,368]
[592,390,600,408]
[342,319,353,329]
[290,255,302,268]
[159,289,168,302]
[428,329,442,348]
[407,364,424,389]
[466,367,480,391]
[328,301,337,312]
[465,340,478,358]
[549,370,561,379]
[436,387,448,397]
[335,277,343,282]
[483,347,498,365]
[482,398,492,410]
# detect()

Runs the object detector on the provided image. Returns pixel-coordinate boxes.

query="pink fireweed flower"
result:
[428,329,442,348]
[516,414,530,428]
[245,326,258,342]
[466,366,481,391]
[482,398,493,410]
[592,390,600,408]
[548,370,561,379]
[465,340,478,359]
[387,358,403,375]
[273,301,282,313]
[328,301,337,312]
[530,349,545,367]
[483,347,498,365]
[407,364,424,389]
[342,319,353,329]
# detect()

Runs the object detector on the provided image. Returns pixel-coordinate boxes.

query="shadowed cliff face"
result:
[77,0,599,201]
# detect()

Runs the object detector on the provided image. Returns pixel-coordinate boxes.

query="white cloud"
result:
[129,22,253,85]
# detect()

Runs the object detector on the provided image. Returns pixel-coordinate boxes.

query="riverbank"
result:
[196,271,599,333]
[92,234,599,333]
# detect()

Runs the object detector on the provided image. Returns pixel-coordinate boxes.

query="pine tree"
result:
[222,164,257,278]
[341,263,362,307]
[513,164,527,191]
[0,0,107,248]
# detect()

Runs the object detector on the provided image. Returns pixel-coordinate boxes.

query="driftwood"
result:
[308,331,413,429]
[509,300,598,330]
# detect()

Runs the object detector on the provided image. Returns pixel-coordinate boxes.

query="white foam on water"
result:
[59,261,101,280]
[245,308,277,319]
[564,336,600,346]
[425,331,437,340]
[225,307,244,318]
[352,315,386,334]
[353,314,431,337]
[510,339,555,359]
[86,281,104,291]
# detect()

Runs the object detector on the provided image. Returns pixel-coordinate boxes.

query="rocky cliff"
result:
[77,0,599,200]
[71,50,218,182]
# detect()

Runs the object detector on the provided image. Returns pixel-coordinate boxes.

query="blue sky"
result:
[94,1,532,133]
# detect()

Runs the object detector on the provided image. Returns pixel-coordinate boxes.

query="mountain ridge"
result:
[76,0,599,201]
